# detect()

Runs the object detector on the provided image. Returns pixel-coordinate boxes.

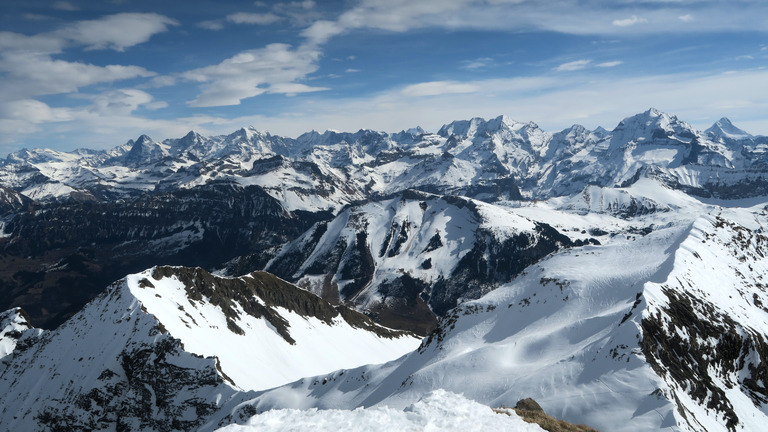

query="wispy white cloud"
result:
[0,88,170,147]
[53,13,178,51]
[612,15,647,27]
[596,61,623,67]
[301,20,345,45]
[81,89,166,116]
[23,14,54,21]
[0,51,154,99]
[181,43,327,107]
[147,75,177,88]
[554,59,592,71]
[198,20,225,30]
[298,0,768,45]
[401,81,480,96]
[461,57,495,70]
[221,68,768,138]
[0,13,175,97]
[226,12,282,25]
[200,1,317,30]
[272,0,321,26]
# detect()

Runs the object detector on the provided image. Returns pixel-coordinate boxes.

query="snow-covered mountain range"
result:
[3,108,767,207]
[1,109,767,431]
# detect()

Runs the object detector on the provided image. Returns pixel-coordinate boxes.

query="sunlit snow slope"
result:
[0,266,419,431]
[233,183,768,432]
[266,190,571,334]
[216,390,545,432]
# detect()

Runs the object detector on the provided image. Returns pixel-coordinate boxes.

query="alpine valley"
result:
[1,108,768,431]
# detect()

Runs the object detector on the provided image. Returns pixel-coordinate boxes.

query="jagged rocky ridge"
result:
[0,266,419,431]
[2,108,766,207]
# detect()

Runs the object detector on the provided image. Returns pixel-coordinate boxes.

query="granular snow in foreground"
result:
[216,390,544,431]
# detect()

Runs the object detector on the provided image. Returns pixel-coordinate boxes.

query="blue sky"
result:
[1,0,767,154]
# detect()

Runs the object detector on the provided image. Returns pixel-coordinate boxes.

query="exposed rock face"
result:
[641,217,768,432]
[0,275,245,432]
[0,307,41,361]
[0,182,329,329]
[267,191,571,334]
[0,266,419,431]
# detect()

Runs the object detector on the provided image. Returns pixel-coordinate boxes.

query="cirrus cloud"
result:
[401,81,480,97]
[554,59,592,72]
[612,15,648,27]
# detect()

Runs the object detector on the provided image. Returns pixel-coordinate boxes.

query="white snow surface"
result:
[0,275,244,431]
[3,108,766,208]
[238,184,768,432]
[0,308,39,360]
[0,266,421,430]
[216,390,544,432]
[127,269,421,391]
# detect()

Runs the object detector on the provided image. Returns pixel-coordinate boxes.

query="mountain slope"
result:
[0,266,419,431]
[229,190,768,432]
[265,190,572,334]
[0,182,329,329]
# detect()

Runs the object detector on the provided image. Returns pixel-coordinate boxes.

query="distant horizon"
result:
[2,1,767,154]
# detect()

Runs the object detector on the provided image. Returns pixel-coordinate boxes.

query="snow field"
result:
[216,390,544,432]
[127,269,421,391]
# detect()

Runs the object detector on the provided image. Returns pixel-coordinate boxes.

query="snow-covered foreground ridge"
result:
[0,266,419,431]
[216,390,546,432]
[238,203,768,432]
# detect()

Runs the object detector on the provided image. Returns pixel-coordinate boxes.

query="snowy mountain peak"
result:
[405,126,426,135]
[616,108,679,130]
[134,134,154,145]
[592,125,610,138]
[437,115,525,138]
[0,307,39,360]
[230,127,260,141]
[122,133,170,166]
[178,130,204,144]
[0,265,420,430]
[391,126,426,144]
[126,266,419,390]
[610,108,696,149]
[705,117,752,140]
[437,117,484,137]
